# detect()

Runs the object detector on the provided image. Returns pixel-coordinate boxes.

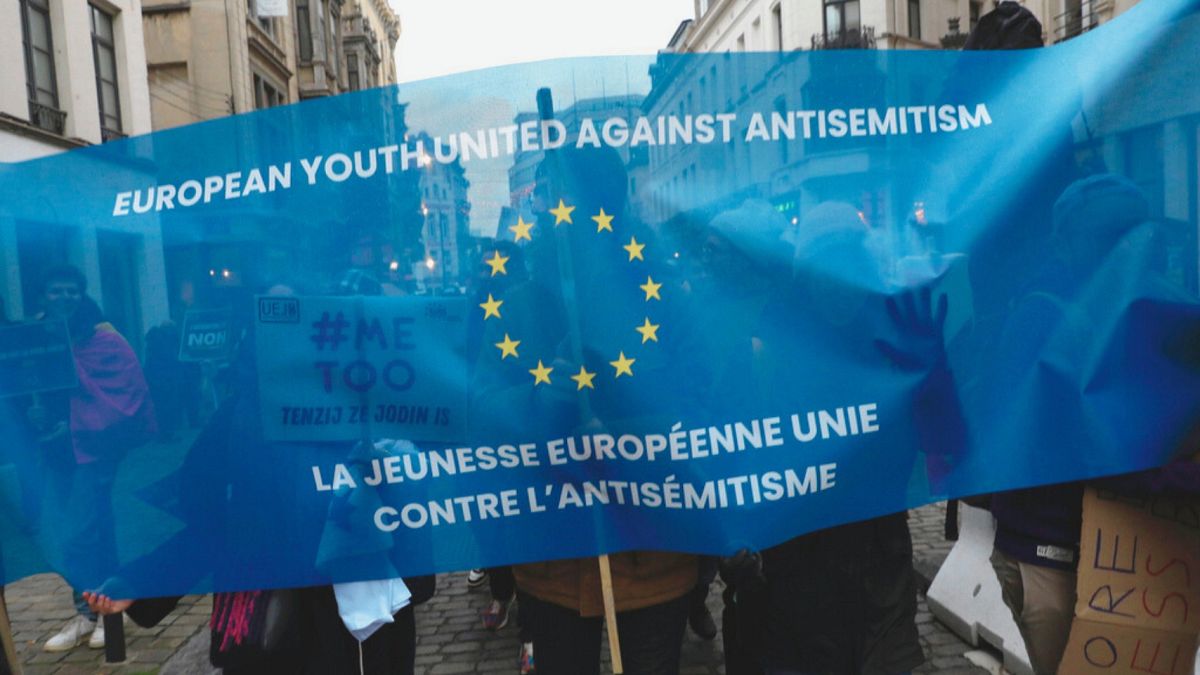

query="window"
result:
[969,1,982,32]
[346,52,360,91]
[772,4,784,50]
[908,0,921,39]
[90,5,122,135]
[296,0,312,61]
[20,0,62,132]
[313,0,327,61]
[329,3,341,79]
[774,96,788,165]
[823,0,861,37]
[247,0,274,35]
[253,73,284,109]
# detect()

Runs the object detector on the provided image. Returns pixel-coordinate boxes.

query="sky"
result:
[389,0,697,84]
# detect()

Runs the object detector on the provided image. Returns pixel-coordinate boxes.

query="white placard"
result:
[257,0,288,17]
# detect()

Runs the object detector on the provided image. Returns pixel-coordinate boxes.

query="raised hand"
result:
[875,285,949,372]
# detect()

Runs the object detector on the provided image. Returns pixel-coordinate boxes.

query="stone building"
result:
[0,0,167,350]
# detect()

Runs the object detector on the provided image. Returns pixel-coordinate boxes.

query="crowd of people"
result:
[3,4,1198,675]
[22,163,1196,675]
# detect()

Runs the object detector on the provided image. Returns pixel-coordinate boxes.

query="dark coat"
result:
[733,514,925,675]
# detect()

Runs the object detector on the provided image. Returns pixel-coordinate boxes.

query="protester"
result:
[481,141,696,674]
[985,173,1200,674]
[719,202,965,675]
[143,320,201,440]
[674,201,790,648]
[31,265,157,652]
[80,279,431,674]
[85,583,417,674]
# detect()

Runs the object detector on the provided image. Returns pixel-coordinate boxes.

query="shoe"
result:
[481,598,511,631]
[688,604,717,641]
[43,615,96,652]
[519,641,535,675]
[466,568,488,588]
[87,620,105,649]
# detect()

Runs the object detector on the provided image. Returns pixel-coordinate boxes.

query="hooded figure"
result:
[963,1,1045,50]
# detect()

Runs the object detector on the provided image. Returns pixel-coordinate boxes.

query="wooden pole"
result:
[0,588,22,675]
[535,86,621,673]
[597,555,623,675]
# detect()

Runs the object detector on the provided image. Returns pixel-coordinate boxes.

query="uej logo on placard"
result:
[258,297,300,323]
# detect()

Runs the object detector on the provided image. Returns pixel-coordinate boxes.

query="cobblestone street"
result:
[2,502,999,674]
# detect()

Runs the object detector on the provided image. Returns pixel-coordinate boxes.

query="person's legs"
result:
[489,566,516,602]
[616,593,691,675]
[482,566,516,630]
[688,556,719,640]
[46,458,119,651]
[721,584,765,675]
[991,549,1075,675]
[523,593,602,675]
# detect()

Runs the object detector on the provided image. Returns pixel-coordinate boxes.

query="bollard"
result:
[926,503,1032,675]
[103,612,126,663]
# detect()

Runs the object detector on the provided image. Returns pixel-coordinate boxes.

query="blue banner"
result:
[1,0,1199,597]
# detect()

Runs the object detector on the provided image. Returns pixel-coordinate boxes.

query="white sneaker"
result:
[466,569,488,588]
[87,619,105,649]
[43,615,96,652]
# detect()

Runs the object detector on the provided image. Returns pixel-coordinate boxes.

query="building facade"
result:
[683,0,1140,54]
[0,0,167,351]
[412,134,471,293]
[140,0,404,313]
[641,0,1161,237]
[341,0,400,93]
[140,0,302,129]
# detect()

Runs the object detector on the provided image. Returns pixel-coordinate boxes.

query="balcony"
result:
[1054,1,1113,42]
[811,26,876,50]
[28,100,67,135]
[940,17,970,49]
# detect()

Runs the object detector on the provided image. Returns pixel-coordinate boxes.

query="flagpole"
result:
[536,86,623,674]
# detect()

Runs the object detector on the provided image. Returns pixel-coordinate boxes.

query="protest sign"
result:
[0,320,76,398]
[178,308,235,363]
[254,295,467,443]
[1060,488,1200,674]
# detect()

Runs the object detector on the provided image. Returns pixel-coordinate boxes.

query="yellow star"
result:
[550,199,575,225]
[485,250,509,277]
[479,294,503,320]
[623,236,645,262]
[639,276,662,301]
[609,352,635,378]
[591,208,614,233]
[529,360,553,385]
[509,216,534,242]
[570,365,596,390]
[635,318,660,344]
[495,334,520,359]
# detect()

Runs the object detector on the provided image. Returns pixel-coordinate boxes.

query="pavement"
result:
[1,501,1000,674]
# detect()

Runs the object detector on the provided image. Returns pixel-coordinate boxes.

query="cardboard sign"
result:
[1060,488,1200,674]
[0,320,77,397]
[178,308,235,363]
[254,295,467,443]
